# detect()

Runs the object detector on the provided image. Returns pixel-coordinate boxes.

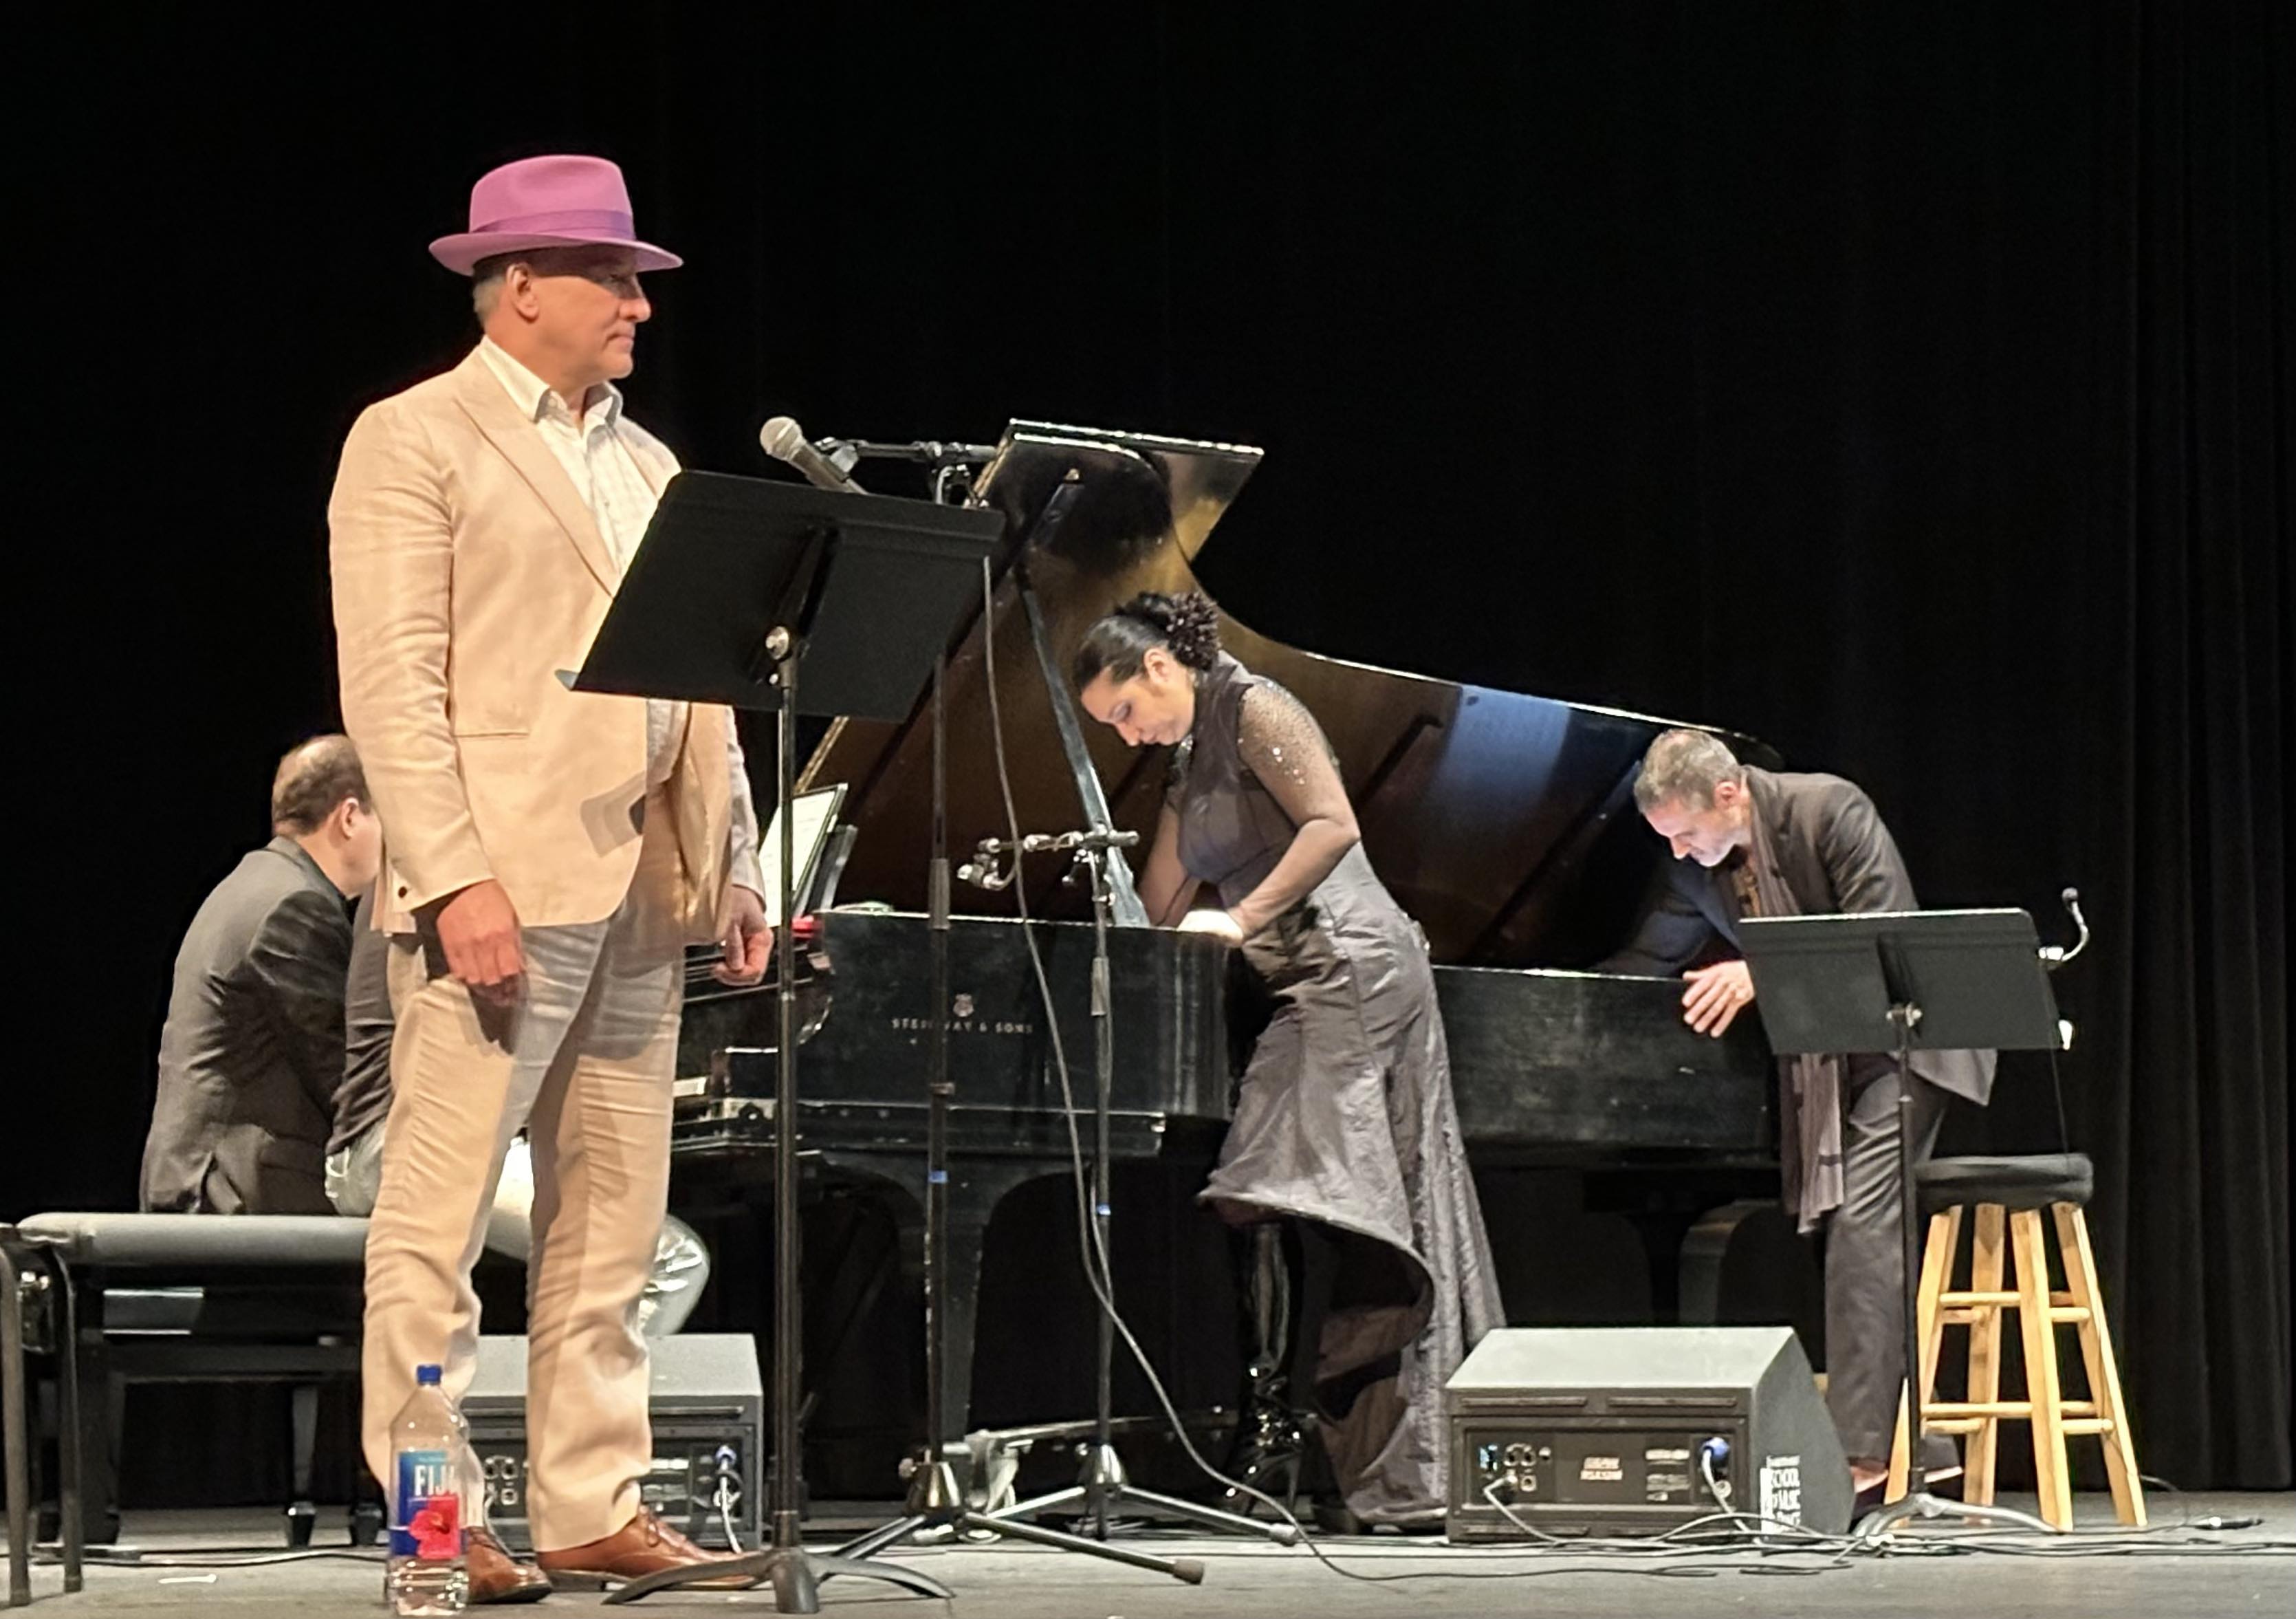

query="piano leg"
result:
[984,1213,1303,1548]
[838,1156,1058,1462]
[944,1161,1071,1455]
[832,1156,1213,1583]
[1221,1223,1305,1514]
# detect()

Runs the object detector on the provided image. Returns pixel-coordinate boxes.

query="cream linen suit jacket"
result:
[329,347,754,939]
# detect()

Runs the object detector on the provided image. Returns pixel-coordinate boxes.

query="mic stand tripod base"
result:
[1854,1490,2059,1543]
[833,1457,1207,1585]
[993,1441,1302,1547]
[600,1539,954,1609]
[985,843,1293,1557]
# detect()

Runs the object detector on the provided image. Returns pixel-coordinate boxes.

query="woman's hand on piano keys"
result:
[1682,959,1756,1037]
[1176,909,1245,945]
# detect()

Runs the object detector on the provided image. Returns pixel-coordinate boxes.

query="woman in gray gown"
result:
[1073,591,1502,1528]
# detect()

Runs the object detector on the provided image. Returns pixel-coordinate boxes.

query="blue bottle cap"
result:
[415,1364,444,1386]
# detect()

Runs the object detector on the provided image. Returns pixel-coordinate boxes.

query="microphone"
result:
[758,416,865,495]
[2040,886,2090,969]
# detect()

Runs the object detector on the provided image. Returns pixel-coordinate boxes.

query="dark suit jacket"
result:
[1604,768,1995,1104]
[139,836,352,1213]
[328,889,395,1157]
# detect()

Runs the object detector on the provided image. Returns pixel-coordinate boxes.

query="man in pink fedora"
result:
[329,153,770,1600]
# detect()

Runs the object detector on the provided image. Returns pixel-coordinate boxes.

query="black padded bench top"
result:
[17,1213,371,1269]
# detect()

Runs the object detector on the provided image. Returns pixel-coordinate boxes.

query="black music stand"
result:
[1739,909,2062,1539]
[571,471,999,1609]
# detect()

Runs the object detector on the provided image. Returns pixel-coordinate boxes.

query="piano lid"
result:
[797,421,1775,970]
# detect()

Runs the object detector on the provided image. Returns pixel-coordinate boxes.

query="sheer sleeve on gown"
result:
[1225,682,1357,918]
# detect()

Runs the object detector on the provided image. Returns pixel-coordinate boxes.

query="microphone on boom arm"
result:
[758,415,866,494]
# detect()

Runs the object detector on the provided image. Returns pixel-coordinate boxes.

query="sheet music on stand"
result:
[752,785,844,927]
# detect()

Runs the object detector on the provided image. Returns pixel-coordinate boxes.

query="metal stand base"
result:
[834,1460,1205,1585]
[996,1442,1300,1546]
[1855,1490,2059,1542]
[602,1545,952,1609]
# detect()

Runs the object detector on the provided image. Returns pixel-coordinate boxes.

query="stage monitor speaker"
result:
[1445,1325,1850,1539]
[461,1334,763,1552]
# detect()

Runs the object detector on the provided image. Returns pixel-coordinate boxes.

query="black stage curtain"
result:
[14,2,2287,1491]
[2088,0,2292,1491]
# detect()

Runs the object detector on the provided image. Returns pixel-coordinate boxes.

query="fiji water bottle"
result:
[387,1364,468,1616]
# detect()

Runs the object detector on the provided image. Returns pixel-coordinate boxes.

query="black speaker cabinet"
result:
[461,1334,763,1552]
[1445,1326,1850,1539]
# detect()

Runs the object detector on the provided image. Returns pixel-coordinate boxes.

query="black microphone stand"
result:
[979,837,1297,1547]
[822,459,1209,1587]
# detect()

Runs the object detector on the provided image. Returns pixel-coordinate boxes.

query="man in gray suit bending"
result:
[1605,728,1994,1499]
[140,735,382,1213]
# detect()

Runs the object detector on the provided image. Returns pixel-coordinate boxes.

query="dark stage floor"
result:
[12,1494,2294,1616]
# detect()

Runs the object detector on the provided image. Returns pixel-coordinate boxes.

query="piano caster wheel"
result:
[349,1501,385,1546]
[1222,1455,1302,1521]
[284,1501,318,1548]
[1221,1405,1306,1519]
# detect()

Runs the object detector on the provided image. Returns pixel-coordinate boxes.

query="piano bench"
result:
[8,1214,376,1565]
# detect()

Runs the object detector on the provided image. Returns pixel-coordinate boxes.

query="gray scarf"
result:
[1744,812,1846,1232]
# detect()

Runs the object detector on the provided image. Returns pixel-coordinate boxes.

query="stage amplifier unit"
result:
[462,1334,763,1552]
[1445,1326,1850,1540]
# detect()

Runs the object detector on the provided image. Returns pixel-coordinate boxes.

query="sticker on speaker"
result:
[1759,1455,1804,1526]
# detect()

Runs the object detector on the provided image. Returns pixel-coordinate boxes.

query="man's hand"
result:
[1176,909,1245,945]
[435,879,524,1005]
[714,884,773,986]
[1683,959,1756,1037]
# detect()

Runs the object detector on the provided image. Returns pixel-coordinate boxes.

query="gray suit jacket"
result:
[1604,768,1996,1104]
[139,836,352,1213]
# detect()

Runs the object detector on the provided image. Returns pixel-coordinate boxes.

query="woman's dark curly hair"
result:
[1071,591,1222,688]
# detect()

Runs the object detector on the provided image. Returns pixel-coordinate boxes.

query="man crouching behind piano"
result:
[1604,729,1992,1499]
[329,154,769,1598]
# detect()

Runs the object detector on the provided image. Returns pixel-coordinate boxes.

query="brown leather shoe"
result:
[536,1505,751,1591]
[468,1527,553,1604]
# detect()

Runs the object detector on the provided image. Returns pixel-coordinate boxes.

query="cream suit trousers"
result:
[360,796,684,1552]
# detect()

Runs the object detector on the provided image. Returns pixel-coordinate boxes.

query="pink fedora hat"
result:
[428,154,682,274]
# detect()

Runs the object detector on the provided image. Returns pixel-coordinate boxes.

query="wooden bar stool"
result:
[1886,1154,2144,1529]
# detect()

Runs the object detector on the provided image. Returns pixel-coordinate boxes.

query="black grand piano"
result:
[669,423,1779,1446]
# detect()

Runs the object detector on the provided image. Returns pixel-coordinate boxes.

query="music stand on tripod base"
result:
[576,471,1003,1607]
[1740,907,2066,1542]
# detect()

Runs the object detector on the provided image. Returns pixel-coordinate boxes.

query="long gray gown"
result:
[1171,653,1503,1525]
